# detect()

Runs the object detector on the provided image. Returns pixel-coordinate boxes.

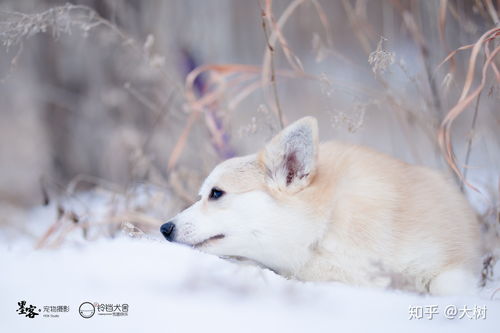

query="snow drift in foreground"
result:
[1,193,499,333]
[0,236,499,333]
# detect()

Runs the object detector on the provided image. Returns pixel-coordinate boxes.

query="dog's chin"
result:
[192,234,225,249]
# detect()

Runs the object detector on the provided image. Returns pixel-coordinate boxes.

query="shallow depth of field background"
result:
[1,1,500,331]
[0,0,499,291]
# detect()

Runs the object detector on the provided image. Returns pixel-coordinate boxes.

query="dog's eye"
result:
[209,187,225,200]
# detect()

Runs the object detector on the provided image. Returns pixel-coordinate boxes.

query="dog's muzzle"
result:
[160,222,175,241]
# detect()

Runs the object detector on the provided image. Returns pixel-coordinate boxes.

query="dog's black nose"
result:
[160,222,175,241]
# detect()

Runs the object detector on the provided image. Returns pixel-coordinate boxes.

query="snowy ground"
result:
[1,198,499,333]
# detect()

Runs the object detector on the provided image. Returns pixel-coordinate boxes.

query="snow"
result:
[1,201,499,333]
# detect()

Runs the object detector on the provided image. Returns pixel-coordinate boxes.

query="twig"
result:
[460,92,482,191]
[484,0,500,26]
[438,27,500,191]
[260,0,284,129]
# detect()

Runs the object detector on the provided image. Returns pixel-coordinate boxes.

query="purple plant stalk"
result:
[180,48,236,160]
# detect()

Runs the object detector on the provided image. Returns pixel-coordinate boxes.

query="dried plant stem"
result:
[341,0,372,55]
[260,1,284,129]
[438,0,456,72]
[492,287,500,300]
[438,27,500,191]
[484,0,500,25]
[460,92,482,191]
[310,0,333,48]
[167,111,199,171]
[403,9,443,116]
[423,58,443,116]
[35,218,63,249]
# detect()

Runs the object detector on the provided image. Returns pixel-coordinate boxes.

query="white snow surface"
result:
[1,199,499,333]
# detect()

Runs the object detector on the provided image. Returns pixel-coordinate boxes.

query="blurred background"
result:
[0,0,498,256]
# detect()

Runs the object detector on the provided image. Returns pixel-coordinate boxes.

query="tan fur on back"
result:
[294,142,481,291]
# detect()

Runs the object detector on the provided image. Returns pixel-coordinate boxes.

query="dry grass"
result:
[437,27,500,192]
[0,1,498,278]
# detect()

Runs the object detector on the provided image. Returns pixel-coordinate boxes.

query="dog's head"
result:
[161,117,325,275]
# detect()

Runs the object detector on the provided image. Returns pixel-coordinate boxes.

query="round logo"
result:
[79,302,95,319]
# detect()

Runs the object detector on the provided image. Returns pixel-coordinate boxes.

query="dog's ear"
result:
[260,117,319,193]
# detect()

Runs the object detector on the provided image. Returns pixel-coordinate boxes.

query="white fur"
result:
[429,269,478,296]
[166,117,482,295]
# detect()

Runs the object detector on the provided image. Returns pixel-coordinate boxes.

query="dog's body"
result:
[161,117,482,295]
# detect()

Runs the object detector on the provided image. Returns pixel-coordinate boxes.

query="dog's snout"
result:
[160,222,176,241]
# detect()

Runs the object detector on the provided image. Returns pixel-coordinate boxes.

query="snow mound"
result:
[1,236,499,333]
[1,191,499,333]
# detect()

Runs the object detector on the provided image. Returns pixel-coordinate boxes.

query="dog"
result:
[161,116,482,295]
